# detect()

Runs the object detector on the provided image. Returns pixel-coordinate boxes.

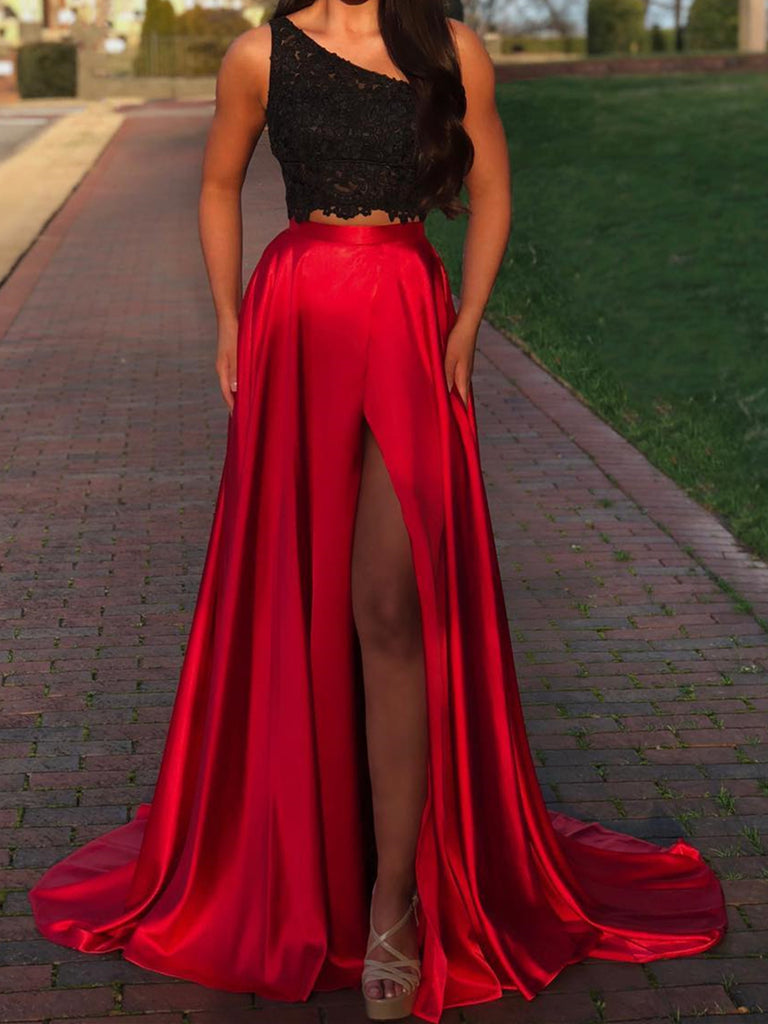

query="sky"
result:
[489,0,695,35]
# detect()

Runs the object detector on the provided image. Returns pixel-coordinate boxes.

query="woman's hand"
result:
[201,26,269,416]
[444,319,478,408]
[216,319,239,414]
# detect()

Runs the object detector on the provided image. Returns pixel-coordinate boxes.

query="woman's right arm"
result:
[199,24,271,413]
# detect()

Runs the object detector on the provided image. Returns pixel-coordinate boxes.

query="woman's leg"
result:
[351,416,428,1001]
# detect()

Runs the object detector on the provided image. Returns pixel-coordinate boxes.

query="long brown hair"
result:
[271,0,474,219]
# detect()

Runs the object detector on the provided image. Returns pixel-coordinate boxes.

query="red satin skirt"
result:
[28,217,727,1022]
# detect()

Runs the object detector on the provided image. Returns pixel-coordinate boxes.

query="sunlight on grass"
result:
[426,71,768,559]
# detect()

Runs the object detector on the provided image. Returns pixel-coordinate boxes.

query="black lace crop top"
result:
[266,15,425,223]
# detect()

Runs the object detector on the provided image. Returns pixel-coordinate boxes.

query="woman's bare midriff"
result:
[306,209,421,226]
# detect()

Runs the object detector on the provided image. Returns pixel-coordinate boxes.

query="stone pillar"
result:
[739,0,767,51]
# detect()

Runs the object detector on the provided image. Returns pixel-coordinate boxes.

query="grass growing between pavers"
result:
[426,71,768,561]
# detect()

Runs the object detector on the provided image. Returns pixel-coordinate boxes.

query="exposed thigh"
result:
[351,417,420,620]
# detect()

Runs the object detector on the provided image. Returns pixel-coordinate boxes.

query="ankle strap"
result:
[367,889,419,957]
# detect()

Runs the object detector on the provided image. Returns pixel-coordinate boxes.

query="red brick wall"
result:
[495,51,768,80]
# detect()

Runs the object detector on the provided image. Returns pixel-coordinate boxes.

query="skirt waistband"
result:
[288,216,426,245]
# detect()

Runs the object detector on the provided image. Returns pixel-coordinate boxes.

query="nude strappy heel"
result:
[362,883,421,1021]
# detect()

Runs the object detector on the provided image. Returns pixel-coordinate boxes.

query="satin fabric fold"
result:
[28,217,727,1022]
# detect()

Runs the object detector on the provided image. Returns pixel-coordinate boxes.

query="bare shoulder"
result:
[218,22,273,110]
[446,18,495,91]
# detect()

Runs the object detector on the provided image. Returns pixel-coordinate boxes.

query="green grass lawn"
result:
[426,71,768,561]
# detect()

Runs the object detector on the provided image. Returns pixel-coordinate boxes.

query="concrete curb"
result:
[0,96,145,285]
[474,318,768,629]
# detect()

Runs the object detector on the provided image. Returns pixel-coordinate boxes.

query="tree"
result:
[463,0,501,31]
[650,20,667,46]
[499,0,583,46]
[140,0,177,38]
[175,5,253,38]
[587,0,645,52]
[134,0,177,75]
[686,0,738,48]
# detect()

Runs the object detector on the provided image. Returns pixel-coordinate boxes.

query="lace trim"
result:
[281,15,412,88]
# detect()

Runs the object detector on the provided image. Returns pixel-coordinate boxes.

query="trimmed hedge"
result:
[17,41,77,98]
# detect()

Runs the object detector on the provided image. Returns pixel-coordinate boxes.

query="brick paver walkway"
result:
[1,100,766,1024]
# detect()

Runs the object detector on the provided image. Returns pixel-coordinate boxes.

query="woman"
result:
[28,1,727,1022]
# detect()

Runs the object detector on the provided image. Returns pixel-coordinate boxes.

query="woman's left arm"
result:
[444,18,512,406]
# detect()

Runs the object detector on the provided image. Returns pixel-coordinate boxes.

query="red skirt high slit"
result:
[28,216,727,1022]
